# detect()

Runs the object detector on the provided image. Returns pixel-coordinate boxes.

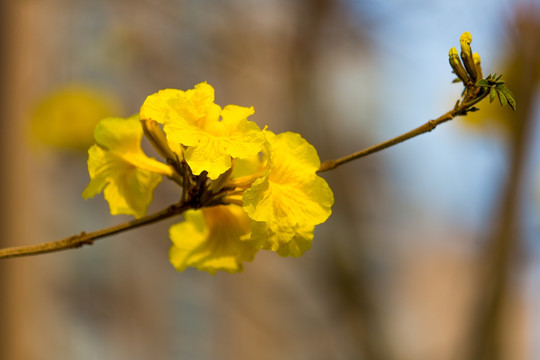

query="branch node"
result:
[427,119,438,132]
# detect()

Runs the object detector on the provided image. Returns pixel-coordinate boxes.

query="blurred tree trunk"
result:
[466,7,540,360]
[0,3,39,359]
[1,2,21,359]
[0,1,10,356]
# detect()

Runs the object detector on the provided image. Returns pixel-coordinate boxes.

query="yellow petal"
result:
[82,145,114,199]
[185,82,216,120]
[182,138,233,179]
[82,145,164,218]
[163,102,222,147]
[245,175,333,225]
[169,205,258,274]
[280,226,315,257]
[140,89,185,124]
[160,82,217,128]
[93,115,142,152]
[94,115,172,176]
[250,222,314,257]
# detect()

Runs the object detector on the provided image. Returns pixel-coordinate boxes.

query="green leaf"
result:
[476,79,490,87]
[489,88,497,103]
[500,86,516,111]
[452,78,462,83]
[496,89,508,107]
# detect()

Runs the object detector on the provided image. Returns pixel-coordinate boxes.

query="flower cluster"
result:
[83,82,334,274]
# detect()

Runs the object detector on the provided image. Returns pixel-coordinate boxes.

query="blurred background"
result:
[1,0,539,359]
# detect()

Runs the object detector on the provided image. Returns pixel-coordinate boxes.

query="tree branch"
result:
[0,202,190,259]
[317,94,487,173]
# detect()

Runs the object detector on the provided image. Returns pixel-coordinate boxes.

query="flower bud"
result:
[473,52,483,80]
[141,118,181,166]
[460,32,478,81]
[449,47,470,83]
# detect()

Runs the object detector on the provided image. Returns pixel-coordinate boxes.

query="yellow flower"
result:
[242,131,334,256]
[169,205,258,274]
[29,85,122,152]
[82,115,173,218]
[140,82,264,180]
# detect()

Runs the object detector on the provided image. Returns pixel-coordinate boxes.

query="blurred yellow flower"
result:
[169,205,258,274]
[30,85,122,152]
[82,115,173,219]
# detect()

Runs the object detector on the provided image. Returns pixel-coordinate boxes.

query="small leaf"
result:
[507,97,516,111]
[497,89,508,107]
[476,79,490,87]
[489,88,497,103]
[452,78,462,83]
[500,87,516,111]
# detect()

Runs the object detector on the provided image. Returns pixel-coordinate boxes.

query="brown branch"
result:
[0,202,190,260]
[317,94,488,173]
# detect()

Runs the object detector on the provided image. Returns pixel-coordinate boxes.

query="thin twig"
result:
[317,94,487,173]
[0,202,190,259]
